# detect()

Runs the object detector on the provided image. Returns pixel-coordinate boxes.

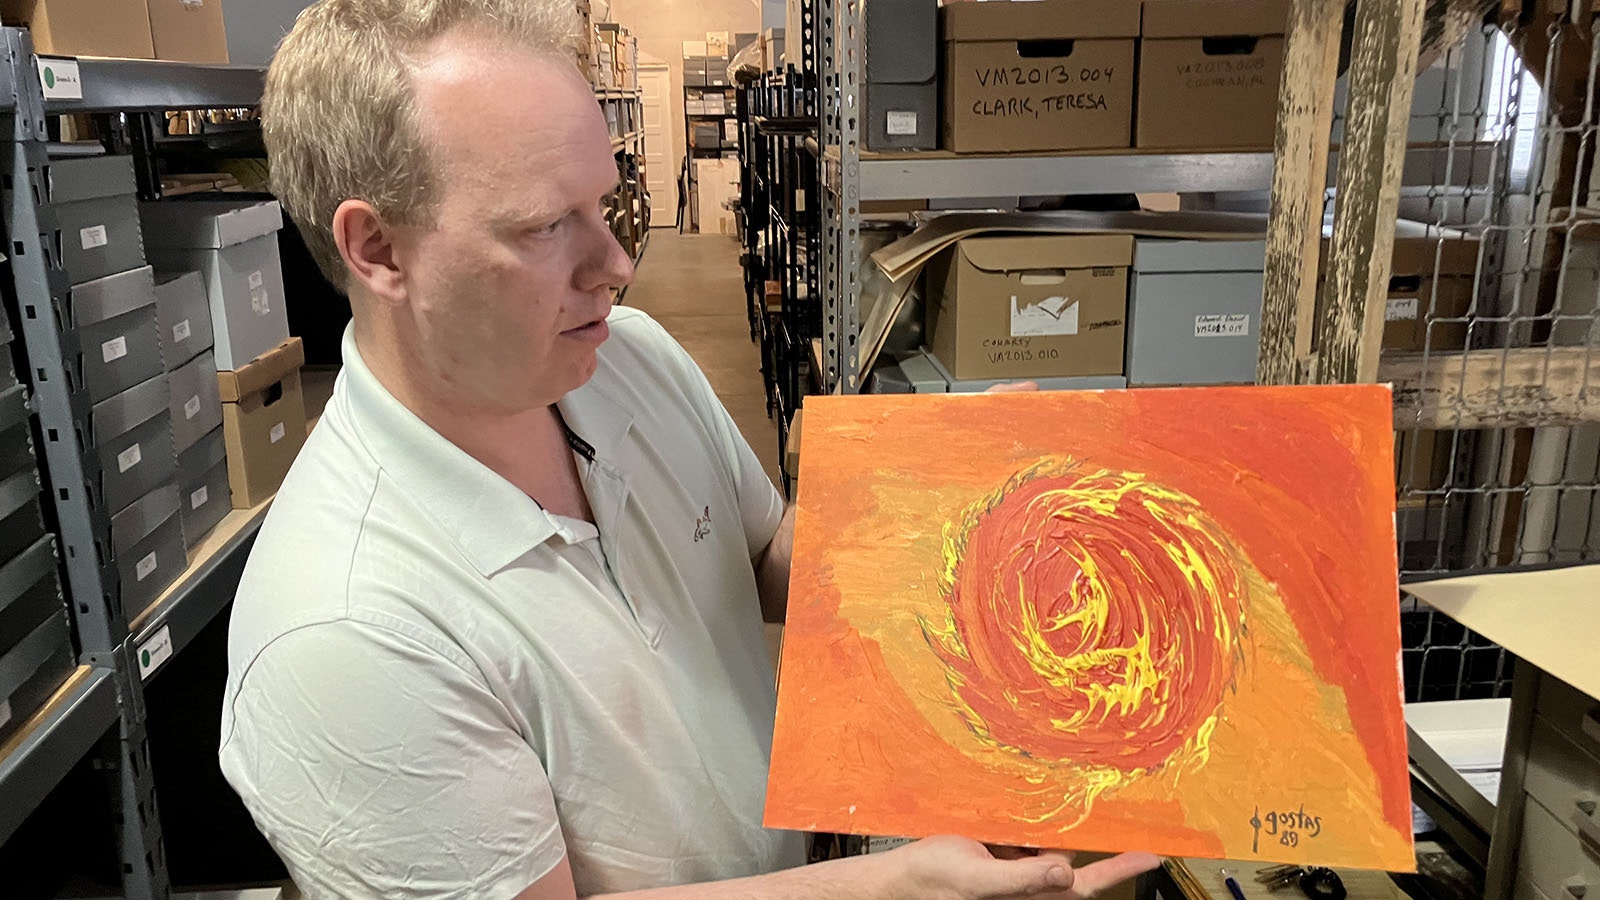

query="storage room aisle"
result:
[623,231,782,489]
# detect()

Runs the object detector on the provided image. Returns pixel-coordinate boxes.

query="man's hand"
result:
[983,381,1040,394]
[890,836,1160,900]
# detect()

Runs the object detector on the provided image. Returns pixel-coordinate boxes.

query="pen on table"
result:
[1219,867,1248,900]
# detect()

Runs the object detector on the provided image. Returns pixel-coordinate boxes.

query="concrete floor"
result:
[623,230,783,488]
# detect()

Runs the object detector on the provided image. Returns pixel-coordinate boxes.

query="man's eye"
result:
[529,217,563,237]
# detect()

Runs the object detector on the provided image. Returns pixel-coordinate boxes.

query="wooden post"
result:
[1319,0,1428,384]
[1257,0,1345,386]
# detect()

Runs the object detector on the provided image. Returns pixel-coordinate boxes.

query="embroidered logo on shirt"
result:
[694,506,712,542]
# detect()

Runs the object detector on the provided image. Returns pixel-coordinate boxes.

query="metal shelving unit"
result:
[599,88,650,269]
[805,0,1281,394]
[683,83,739,231]
[0,667,118,843]
[0,28,274,898]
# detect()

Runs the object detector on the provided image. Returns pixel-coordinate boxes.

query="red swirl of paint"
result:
[928,462,1249,777]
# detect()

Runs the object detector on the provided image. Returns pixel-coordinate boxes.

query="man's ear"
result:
[332,199,407,307]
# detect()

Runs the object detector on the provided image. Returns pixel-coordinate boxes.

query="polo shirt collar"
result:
[338,326,629,576]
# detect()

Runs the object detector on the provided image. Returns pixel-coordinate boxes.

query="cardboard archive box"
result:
[1126,237,1267,385]
[51,156,146,286]
[1317,226,1481,352]
[941,0,1139,153]
[218,337,307,508]
[141,199,291,370]
[924,233,1133,380]
[154,270,214,370]
[864,0,938,151]
[146,0,227,63]
[111,482,185,615]
[176,426,228,548]
[89,374,176,517]
[68,266,162,403]
[1,0,155,58]
[167,348,222,454]
[1135,0,1289,150]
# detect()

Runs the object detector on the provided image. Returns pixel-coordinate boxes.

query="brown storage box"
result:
[2,0,154,58]
[1135,0,1288,150]
[1318,230,1480,352]
[941,0,1138,153]
[925,233,1133,379]
[147,0,228,63]
[218,338,307,509]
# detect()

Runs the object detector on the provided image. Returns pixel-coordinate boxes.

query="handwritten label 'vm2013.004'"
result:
[969,65,1118,118]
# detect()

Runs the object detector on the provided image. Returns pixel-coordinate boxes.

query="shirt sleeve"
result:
[219,618,566,900]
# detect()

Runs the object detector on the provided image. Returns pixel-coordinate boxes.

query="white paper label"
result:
[248,270,265,290]
[181,0,204,7]
[269,421,286,444]
[101,335,128,363]
[117,443,142,473]
[135,551,159,582]
[0,697,10,728]
[251,287,270,315]
[1386,297,1420,321]
[1010,295,1078,337]
[37,58,84,101]
[886,110,919,136]
[173,319,192,343]
[80,224,109,250]
[1194,314,1251,337]
[137,625,173,680]
[184,394,202,420]
[190,485,209,510]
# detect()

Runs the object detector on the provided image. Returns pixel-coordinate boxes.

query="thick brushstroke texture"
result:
[766,386,1413,871]
[924,463,1249,825]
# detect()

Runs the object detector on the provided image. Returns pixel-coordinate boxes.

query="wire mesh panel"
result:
[1348,9,1600,701]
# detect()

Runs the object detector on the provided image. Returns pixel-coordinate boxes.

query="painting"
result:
[765,385,1415,871]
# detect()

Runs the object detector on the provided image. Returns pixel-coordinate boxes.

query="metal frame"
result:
[0,667,119,844]
[0,28,280,896]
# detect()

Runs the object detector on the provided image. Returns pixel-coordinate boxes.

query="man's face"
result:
[389,33,634,414]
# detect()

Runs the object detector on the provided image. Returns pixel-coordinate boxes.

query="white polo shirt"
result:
[218,307,804,899]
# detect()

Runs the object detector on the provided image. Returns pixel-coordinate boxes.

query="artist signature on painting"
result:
[1249,804,1324,852]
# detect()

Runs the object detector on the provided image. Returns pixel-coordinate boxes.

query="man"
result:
[219,1,1158,898]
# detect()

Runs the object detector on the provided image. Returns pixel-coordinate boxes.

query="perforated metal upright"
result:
[0,28,169,900]
[816,0,863,394]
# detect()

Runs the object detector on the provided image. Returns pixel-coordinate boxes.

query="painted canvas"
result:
[765,385,1414,871]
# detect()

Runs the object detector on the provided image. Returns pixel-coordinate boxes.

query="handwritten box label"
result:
[942,3,1138,154]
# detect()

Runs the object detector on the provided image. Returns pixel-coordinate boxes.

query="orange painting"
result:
[766,385,1414,871]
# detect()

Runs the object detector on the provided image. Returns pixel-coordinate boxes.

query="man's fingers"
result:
[984,380,1039,394]
[973,854,1075,898]
[1062,852,1164,898]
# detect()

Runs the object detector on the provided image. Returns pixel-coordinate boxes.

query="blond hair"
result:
[263,0,582,291]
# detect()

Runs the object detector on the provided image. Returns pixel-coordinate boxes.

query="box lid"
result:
[140,199,284,250]
[90,374,169,445]
[179,425,228,474]
[110,483,180,557]
[68,266,156,328]
[0,468,40,523]
[49,156,138,204]
[218,337,305,402]
[0,537,56,620]
[941,0,1140,42]
[1142,0,1290,39]
[1134,238,1268,273]
[955,233,1134,274]
[0,384,26,433]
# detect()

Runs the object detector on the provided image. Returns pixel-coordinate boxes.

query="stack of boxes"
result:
[141,199,308,512]
[843,0,1289,154]
[1,271,73,746]
[590,21,640,91]
[48,155,189,613]
[1,0,230,63]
